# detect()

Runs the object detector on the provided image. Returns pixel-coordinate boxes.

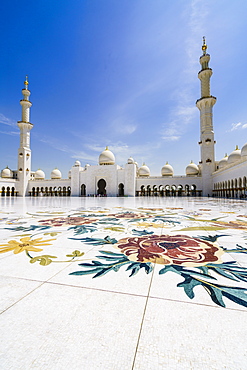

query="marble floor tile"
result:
[0,282,146,370]
[0,275,43,313]
[133,298,247,370]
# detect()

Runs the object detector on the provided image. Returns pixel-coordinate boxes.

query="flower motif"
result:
[114,234,224,266]
[38,217,98,227]
[134,221,169,229]
[0,237,55,254]
[211,220,247,230]
[108,212,153,220]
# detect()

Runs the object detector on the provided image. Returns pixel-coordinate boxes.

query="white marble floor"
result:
[0,196,247,369]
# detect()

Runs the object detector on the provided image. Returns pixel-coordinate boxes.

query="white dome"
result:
[85,164,90,169]
[99,147,115,165]
[74,160,81,167]
[134,161,138,167]
[218,154,228,169]
[241,142,247,157]
[51,168,62,179]
[127,157,135,164]
[186,161,199,176]
[161,162,174,176]
[1,167,12,178]
[34,169,45,180]
[228,146,241,164]
[138,164,150,177]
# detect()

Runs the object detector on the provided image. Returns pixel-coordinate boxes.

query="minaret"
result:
[17,76,33,196]
[196,37,216,196]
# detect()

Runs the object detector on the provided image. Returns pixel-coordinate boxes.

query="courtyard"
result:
[0,196,247,369]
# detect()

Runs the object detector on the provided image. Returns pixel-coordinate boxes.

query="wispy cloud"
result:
[0,130,19,136]
[111,117,137,135]
[160,0,209,142]
[38,135,97,163]
[228,122,247,132]
[0,113,16,127]
[161,105,197,141]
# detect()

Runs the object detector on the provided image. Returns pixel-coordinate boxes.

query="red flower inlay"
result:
[114,234,224,266]
[38,217,98,227]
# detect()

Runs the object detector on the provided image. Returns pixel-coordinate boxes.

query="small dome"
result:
[85,164,90,169]
[34,169,45,180]
[228,146,241,164]
[99,147,115,165]
[1,166,12,178]
[134,161,138,167]
[51,168,62,179]
[138,163,150,177]
[186,161,199,176]
[241,142,247,157]
[68,170,71,179]
[218,154,228,169]
[74,160,81,167]
[127,157,135,164]
[161,162,174,176]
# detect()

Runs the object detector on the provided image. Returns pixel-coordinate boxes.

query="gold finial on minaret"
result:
[202,36,207,55]
[24,75,29,89]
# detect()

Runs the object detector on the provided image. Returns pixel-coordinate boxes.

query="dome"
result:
[161,162,174,176]
[138,163,150,177]
[218,154,228,169]
[51,168,62,179]
[127,157,135,164]
[85,164,90,169]
[241,142,247,157]
[186,161,199,176]
[228,146,241,164]
[74,160,81,167]
[99,147,115,165]
[1,166,12,178]
[134,161,138,167]
[34,169,45,180]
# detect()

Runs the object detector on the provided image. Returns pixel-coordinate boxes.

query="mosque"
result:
[1,39,247,198]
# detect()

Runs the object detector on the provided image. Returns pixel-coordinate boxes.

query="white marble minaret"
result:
[196,38,216,196]
[17,77,33,196]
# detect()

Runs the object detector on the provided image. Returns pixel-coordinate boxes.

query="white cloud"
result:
[0,113,16,127]
[111,118,137,135]
[161,105,197,141]
[162,135,180,142]
[0,130,19,136]
[228,122,247,132]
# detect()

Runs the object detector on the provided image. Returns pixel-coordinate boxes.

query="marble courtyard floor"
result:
[0,196,247,369]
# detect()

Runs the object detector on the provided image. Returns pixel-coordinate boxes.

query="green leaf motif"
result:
[4,225,51,232]
[104,226,125,232]
[177,226,226,231]
[68,225,97,235]
[30,255,57,266]
[70,250,153,278]
[195,234,229,242]
[68,236,118,245]
[66,250,84,257]
[132,229,154,236]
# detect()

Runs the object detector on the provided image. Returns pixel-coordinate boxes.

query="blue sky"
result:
[1,0,247,177]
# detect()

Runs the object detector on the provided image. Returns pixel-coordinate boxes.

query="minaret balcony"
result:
[20,99,32,107]
[198,68,212,79]
[196,96,216,109]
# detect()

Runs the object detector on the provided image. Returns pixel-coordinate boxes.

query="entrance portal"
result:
[118,183,124,196]
[97,179,106,196]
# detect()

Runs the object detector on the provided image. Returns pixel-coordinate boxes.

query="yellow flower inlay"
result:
[0,237,56,254]
[135,221,169,229]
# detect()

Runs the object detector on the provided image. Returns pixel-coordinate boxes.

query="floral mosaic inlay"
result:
[1,201,247,309]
